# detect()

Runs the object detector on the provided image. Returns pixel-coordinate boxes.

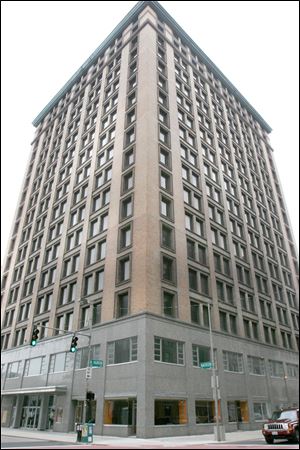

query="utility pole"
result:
[82,301,93,424]
[208,304,224,441]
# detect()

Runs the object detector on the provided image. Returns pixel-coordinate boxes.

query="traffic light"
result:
[70,335,78,353]
[31,327,39,346]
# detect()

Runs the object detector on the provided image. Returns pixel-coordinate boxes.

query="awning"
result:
[1,386,67,396]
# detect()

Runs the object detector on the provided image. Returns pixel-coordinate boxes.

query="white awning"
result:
[1,386,67,396]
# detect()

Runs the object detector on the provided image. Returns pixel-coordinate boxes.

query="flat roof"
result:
[32,1,272,133]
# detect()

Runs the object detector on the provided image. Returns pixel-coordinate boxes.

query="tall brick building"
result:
[1,1,298,438]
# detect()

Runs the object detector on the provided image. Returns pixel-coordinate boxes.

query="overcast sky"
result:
[1,1,299,266]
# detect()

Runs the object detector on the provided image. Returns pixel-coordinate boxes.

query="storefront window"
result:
[155,399,187,425]
[195,400,214,423]
[104,399,135,425]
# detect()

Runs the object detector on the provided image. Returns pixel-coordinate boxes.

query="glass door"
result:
[21,395,41,429]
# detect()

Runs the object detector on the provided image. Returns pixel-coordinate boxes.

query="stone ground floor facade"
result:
[1,313,298,438]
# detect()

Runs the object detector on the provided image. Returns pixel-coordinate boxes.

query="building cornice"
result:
[32,1,272,133]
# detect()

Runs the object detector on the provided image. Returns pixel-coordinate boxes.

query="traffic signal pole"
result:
[30,324,90,340]
[208,304,224,442]
[82,306,93,424]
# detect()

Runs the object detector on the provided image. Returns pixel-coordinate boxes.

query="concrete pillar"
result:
[12,395,23,428]
[37,395,48,430]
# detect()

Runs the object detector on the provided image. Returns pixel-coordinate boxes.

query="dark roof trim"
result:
[32,1,272,132]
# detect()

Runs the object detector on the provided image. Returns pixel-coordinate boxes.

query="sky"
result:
[1,1,299,266]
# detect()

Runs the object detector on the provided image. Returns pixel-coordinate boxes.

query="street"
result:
[1,434,298,449]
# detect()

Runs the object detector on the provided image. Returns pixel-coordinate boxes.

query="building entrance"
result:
[20,395,41,428]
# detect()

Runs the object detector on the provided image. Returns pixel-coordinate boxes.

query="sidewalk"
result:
[1,427,262,446]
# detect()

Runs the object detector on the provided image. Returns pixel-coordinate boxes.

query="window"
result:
[158,108,168,125]
[160,196,173,220]
[107,336,137,364]
[240,291,255,313]
[80,302,102,328]
[119,223,132,250]
[286,364,299,378]
[125,127,135,146]
[216,280,234,304]
[90,212,108,237]
[269,360,284,377]
[187,240,207,265]
[40,266,56,288]
[185,212,204,236]
[122,171,134,193]
[211,228,227,250]
[183,187,201,211]
[117,255,131,283]
[66,228,82,250]
[86,240,106,265]
[155,400,187,425]
[17,302,31,325]
[59,281,77,305]
[253,403,269,421]
[192,344,212,367]
[97,145,113,167]
[83,269,104,295]
[120,196,133,220]
[223,351,243,373]
[75,345,100,369]
[159,127,169,145]
[56,311,73,333]
[49,221,63,241]
[162,255,176,284]
[13,326,26,346]
[160,170,172,193]
[159,147,171,169]
[188,269,209,296]
[162,290,177,317]
[158,91,167,107]
[161,223,174,250]
[214,253,231,277]
[123,147,134,169]
[24,356,46,376]
[247,356,265,375]
[182,164,199,187]
[195,401,215,424]
[7,361,21,378]
[63,254,79,277]
[95,164,112,188]
[116,291,129,318]
[104,398,136,425]
[49,352,73,373]
[92,302,102,325]
[154,336,184,365]
[236,264,251,286]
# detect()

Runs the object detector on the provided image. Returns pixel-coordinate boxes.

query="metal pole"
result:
[208,304,222,441]
[283,375,290,406]
[82,303,93,424]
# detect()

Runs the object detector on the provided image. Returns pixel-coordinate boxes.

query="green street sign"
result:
[200,361,213,369]
[90,359,103,368]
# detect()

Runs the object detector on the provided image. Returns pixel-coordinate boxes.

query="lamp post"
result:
[283,374,290,406]
[208,304,224,441]
[82,300,93,425]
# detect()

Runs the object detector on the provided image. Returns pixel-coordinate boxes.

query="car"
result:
[262,407,299,444]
